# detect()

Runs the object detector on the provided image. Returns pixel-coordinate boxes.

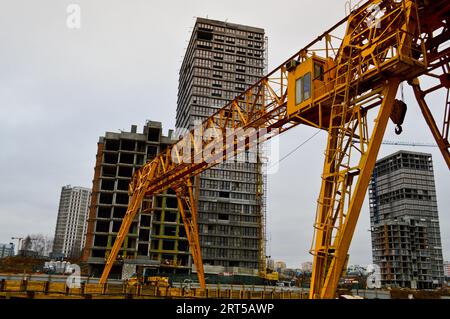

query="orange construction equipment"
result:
[100,0,450,298]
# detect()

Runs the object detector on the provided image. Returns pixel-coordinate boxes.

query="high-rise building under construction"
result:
[83,122,191,278]
[369,151,445,289]
[176,18,267,272]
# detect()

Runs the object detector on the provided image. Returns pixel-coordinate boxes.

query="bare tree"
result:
[31,234,45,255]
[22,236,32,251]
[23,234,54,256]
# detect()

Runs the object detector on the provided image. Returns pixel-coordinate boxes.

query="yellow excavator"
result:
[259,268,279,286]
[127,271,171,287]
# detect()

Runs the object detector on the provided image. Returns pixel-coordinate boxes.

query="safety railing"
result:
[0,279,308,299]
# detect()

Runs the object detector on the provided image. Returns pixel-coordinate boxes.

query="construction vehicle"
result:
[127,271,171,287]
[259,268,279,286]
[99,0,450,299]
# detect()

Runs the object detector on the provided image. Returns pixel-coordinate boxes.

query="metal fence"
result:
[0,279,308,299]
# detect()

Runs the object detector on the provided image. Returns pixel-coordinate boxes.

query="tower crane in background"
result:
[98,0,450,298]
[382,140,437,147]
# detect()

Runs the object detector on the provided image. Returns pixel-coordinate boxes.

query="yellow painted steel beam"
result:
[410,79,450,169]
[317,79,400,299]
[99,161,158,285]
[175,179,206,289]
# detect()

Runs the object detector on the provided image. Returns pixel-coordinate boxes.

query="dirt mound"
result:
[390,288,442,299]
[0,256,48,274]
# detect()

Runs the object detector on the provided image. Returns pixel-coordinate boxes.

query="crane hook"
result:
[390,99,407,135]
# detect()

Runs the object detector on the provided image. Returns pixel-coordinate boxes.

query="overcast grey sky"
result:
[0,0,448,268]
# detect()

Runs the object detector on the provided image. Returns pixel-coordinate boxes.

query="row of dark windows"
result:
[376,188,432,205]
[373,154,432,178]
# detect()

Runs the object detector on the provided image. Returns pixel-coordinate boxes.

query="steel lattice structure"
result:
[99,0,450,299]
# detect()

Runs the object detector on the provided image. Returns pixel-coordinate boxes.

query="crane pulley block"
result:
[390,99,407,135]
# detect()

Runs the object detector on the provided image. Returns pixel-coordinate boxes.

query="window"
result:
[141,215,151,227]
[147,128,160,142]
[113,206,126,218]
[212,90,222,97]
[118,166,133,177]
[295,72,311,105]
[212,80,222,88]
[96,221,110,233]
[121,139,135,151]
[214,44,224,51]
[225,36,235,44]
[295,77,303,105]
[166,197,178,209]
[162,240,175,250]
[101,179,114,191]
[119,152,134,164]
[213,71,222,78]
[104,139,119,151]
[314,63,324,81]
[225,45,235,53]
[219,191,230,198]
[164,212,177,222]
[213,62,223,69]
[215,35,224,42]
[303,73,311,100]
[94,235,108,247]
[163,226,177,237]
[104,152,118,164]
[214,53,224,60]
[115,193,129,205]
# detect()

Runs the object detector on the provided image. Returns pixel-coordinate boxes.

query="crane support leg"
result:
[99,162,158,285]
[99,187,147,284]
[175,179,206,289]
[410,79,450,169]
[310,79,400,298]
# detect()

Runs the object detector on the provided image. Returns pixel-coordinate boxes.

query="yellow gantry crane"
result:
[99,0,450,298]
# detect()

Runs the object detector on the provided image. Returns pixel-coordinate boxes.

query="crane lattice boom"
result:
[99,0,450,298]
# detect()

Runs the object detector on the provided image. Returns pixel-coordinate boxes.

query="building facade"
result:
[275,261,287,273]
[369,151,445,289]
[301,261,313,273]
[444,261,450,279]
[176,18,267,272]
[82,122,190,278]
[53,185,91,259]
[0,243,14,258]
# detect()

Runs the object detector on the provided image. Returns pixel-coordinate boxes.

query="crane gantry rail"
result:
[98,0,450,299]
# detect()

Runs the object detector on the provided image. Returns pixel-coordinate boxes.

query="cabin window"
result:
[295,72,312,105]
[295,77,303,105]
[314,63,324,81]
[303,72,311,100]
